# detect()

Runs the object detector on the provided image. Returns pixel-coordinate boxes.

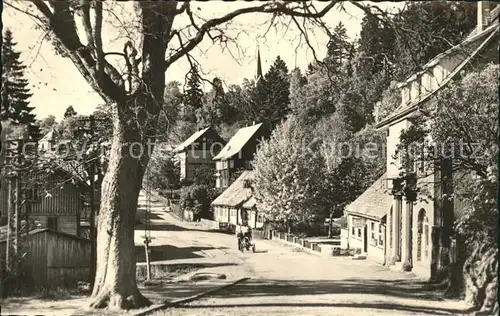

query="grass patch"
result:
[3,282,91,301]
[136,263,198,284]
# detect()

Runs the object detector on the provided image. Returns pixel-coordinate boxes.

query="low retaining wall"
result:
[199,218,219,229]
[197,220,265,239]
[270,230,354,256]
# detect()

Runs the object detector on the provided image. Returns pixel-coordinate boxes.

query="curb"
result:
[132,277,250,316]
[272,238,323,257]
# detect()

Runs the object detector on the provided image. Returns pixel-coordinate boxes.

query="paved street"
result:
[137,192,474,316]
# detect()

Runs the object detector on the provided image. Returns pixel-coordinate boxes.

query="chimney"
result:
[477,1,491,33]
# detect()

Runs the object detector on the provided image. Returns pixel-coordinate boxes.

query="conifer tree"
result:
[254,55,290,124]
[183,65,204,125]
[326,22,352,73]
[1,29,36,126]
[64,105,77,118]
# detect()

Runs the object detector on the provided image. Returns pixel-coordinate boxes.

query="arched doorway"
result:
[417,209,428,262]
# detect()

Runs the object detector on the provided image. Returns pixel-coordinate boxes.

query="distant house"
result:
[37,129,57,152]
[0,228,91,287]
[213,122,269,189]
[211,171,263,229]
[173,127,225,184]
[345,173,392,265]
[0,160,87,236]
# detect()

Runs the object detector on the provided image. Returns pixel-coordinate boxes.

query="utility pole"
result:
[4,139,24,291]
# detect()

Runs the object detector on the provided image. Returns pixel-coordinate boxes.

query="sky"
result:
[3,1,403,122]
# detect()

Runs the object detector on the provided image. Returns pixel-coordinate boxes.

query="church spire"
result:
[256,46,263,82]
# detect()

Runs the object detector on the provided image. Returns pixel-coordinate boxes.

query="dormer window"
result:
[411,79,421,101]
[401,86,410,105]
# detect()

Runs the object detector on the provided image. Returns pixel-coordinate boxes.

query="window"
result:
[26,185,41,202]
[352,225,355,236]
[230,209,236,217]
[357,228,361,238]
[378,225,384,246]
[229,159,234,168]
[47,217,58,231]
[371,222,375,240]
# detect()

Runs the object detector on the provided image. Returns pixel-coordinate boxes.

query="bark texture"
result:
[463,244,498,314]
[88,106,152,309]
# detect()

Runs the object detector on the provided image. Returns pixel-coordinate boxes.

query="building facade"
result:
[0,168,86,236]
[173,127,225,184]
[374,2,499,279]
[345,173,392,265]
[213,123,269,189]
[212,171,263,229]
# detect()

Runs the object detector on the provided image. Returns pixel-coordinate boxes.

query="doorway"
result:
[363,225,368,253]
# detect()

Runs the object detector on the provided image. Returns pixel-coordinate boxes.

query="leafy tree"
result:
[391,2,476,81]
[373,81,401,123]
[64,105,77,118]
[183,65,204,125]
[158,81,183,142]
[148,145,180,191]
[253,117,326,233]
[199,77,231,128]
[6,0,374,309]
[179,184,218,220]
[38,115,58,135]
[1,29,36,125]
[295,65,342,125]
[289,68,308,117]
[224,84,248,124]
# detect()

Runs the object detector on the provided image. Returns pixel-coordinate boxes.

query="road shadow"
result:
[210,278,463,302]
[183,278,473,315]
[180,302,473,315]
[134,222,220,233]
[135,244,229,262]
[135,208,163,220]
[253,249,268,253]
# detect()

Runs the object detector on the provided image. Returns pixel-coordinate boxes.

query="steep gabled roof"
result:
[211,171,253,207]
[173,127,224,153]
[345,173,392,221]
[242,195,256,209]
[213,123,263,161]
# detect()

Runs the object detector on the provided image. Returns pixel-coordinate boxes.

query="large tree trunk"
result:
[463,243,498,314]
[89,100,155,310]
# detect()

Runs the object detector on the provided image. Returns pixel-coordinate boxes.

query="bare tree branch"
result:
[29,0,126,103]
[165,1,339,69]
